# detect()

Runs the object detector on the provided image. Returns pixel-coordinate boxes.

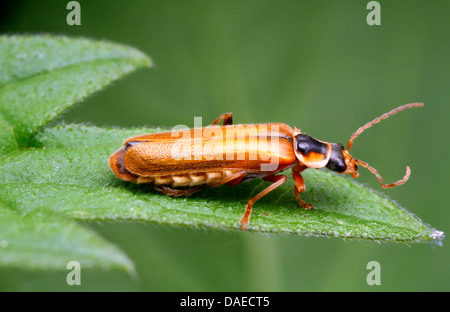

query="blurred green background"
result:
[0,0,448,291]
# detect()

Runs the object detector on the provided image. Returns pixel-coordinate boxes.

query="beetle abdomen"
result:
[136,171,235,188]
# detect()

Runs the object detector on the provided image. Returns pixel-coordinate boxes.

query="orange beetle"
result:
[110,103,423,229]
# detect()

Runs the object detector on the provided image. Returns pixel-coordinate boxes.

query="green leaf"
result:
[0,35,151,271]
[0,205,133,272]
[0,35,151,149]
[0,34,443,273]
[1,124,441,244]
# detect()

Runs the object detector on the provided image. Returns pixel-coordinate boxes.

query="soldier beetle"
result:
[110,103,423,229]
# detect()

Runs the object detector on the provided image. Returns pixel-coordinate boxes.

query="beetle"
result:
[110,103,423,229]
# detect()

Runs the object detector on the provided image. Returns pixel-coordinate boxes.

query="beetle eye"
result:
[326,143,347,172]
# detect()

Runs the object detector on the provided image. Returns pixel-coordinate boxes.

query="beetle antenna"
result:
[347,103,424,151]
[355,159,411,188]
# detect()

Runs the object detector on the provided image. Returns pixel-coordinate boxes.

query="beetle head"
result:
[292,132,358,176]
[294,103,423,188]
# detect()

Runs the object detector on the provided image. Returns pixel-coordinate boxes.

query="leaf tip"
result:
[429,229,445,245]
[133,50,153,68]
[121,45,153,68]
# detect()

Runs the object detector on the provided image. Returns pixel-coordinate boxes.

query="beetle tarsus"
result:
[293,187,314,210]
[239,204,251,230]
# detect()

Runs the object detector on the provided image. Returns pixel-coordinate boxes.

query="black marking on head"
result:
[326,143,347,172]
[296,134,329,156]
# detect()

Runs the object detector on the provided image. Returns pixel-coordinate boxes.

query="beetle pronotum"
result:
[110,103,423,229]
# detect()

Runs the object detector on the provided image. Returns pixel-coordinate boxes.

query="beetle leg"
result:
[292,166,314,210]
[154,185,205,197]
[239,174,287,230]
[210,112,233,126]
